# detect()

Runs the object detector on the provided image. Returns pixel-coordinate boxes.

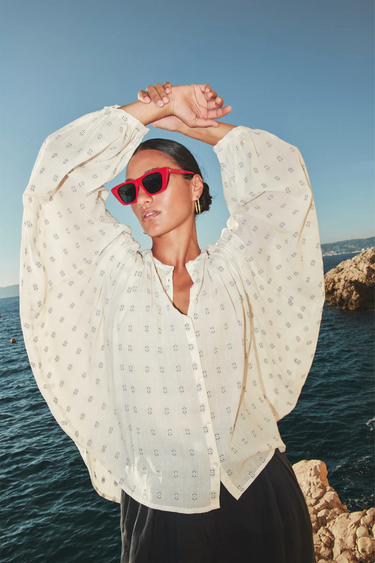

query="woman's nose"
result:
[137,185,153,205]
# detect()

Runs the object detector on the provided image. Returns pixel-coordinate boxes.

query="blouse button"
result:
[212,463,218,469]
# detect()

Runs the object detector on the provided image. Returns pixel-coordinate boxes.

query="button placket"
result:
[184,316,221,503]
[186,258,204,318]
[152,257,174,303]
[185,274,197,318]
[165,274,173,300]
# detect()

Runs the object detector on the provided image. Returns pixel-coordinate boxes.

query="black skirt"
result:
[120,449,315,563]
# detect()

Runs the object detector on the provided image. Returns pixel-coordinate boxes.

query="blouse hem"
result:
[220,448,276,500]
[117,485,221,514]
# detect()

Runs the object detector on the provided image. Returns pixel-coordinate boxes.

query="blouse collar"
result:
[142,249,207,286]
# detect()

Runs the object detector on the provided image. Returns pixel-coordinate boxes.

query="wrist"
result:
[119,99,171,126]
[178,122,236,145]
[176,121,190,135]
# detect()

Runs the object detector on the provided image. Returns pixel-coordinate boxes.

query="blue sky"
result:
[0,0,373,286]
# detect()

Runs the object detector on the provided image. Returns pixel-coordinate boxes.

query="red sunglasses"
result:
[111,167,195,205]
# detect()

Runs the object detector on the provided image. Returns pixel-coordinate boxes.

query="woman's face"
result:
[126,150,202,238]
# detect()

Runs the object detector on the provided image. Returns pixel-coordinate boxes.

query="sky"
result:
[0,0,373,287]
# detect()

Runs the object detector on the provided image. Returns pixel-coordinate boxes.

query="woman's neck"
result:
[151,222,201,270]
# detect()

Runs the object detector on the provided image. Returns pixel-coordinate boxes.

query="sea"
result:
[1,252,374,563]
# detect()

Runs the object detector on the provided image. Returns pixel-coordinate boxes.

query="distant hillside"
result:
[0,285,19,299]
[321,236,375,256]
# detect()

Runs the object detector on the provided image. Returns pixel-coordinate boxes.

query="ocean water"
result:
[1,252,374,563]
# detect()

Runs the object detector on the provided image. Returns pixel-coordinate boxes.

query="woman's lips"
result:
[142,210,160,222]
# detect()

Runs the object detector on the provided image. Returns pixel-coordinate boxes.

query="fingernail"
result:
[165,88,170,93]
[144,96,150,102]
[157,100,163,107]
[163,97,169,103]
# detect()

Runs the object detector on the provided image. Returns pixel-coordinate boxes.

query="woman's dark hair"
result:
[132,138,212,215]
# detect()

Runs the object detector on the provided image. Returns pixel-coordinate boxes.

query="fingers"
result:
[206,97,224,110]
[145,85,163,107]
[198,84,218,100]
[198,84,226,110]
[207,89,218,99]
[138,89,151,103]
[138,83,172,106]
[191,104,232,128]
[194,118,220,128]
[143,83,170,107]
[164,81,172,94]
[155,83,170,104]
[208,105,232,119]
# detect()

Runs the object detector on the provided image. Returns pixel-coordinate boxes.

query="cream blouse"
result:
[20,106,325,514]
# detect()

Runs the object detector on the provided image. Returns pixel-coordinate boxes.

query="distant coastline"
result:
[322,250,362,257]
[0,284,19,300]
[1,236,374,299]
[320,235,374,256]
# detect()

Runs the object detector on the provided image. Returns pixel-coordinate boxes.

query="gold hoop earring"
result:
[195,198,201,215]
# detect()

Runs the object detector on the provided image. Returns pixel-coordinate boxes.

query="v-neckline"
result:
[146,249,206,318]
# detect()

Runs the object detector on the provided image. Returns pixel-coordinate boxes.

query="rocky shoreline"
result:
[293,459,375,562]
[324,248,375,311]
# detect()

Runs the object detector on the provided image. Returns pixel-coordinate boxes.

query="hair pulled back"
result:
[132,138,212,215]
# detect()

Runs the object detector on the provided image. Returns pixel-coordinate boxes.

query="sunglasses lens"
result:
[142,172,164,194]
[118,183,136,204]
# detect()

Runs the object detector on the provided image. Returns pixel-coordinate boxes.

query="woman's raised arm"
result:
[20,106,148,376]
[130,83,232,131]
[137,82,236,144]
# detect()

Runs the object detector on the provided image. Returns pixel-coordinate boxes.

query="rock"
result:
[357,526,369,538]
[357,536,375,556]
[321,532,333,547]
[319,545,333,559]
[313,532,321,545]
[361,513,373,527]
[327,507,346,523]
[336,550,356,563]
[324,247,375,310]
[315,490,344,512]
[318,508,331,527]
[311,513,319,533]
[312,485,327,500]
[292,459,374,562]
[293,459,329,496]
[329,514,357,556]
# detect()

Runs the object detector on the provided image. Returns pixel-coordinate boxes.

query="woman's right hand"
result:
[138,82,231,129]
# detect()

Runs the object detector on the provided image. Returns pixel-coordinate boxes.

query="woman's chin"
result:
[143,223,163,238]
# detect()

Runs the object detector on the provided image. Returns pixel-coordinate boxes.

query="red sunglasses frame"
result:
[111,167,195,206]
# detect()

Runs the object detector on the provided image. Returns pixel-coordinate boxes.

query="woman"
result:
[20,82,324,562]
